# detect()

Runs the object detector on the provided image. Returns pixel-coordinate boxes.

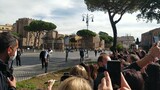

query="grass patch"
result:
[16,61,97,90]
[16,68,71,90]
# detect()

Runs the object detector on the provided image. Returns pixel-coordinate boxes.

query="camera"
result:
[60,72,70,82]
[107,60,121,89]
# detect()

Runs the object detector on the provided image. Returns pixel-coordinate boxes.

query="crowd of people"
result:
[1,32,160,90]
[46,45,160,90]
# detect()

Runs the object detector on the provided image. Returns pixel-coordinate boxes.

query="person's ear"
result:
[7,47,12,54]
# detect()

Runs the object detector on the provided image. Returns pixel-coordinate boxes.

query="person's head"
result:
[123,69,144,90]
[58,76,92,90]
[144,63,160,90]
[0,32,18,63]
[89,64,98,80]
[70,65,88,79]
[127,54,140,63]
[79,63,91,76]
[97,54,111,67]
[47,48,51,51]
[17,48,21,51]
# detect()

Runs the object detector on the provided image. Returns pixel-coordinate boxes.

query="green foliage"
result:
[99,31,108,36]
[76,29,96,37]
[110,43,123,52]
[16,82,36,90]
[70,38,77,42]
[25,20,57,32]
[137,0,160,23]
[116,43,123,52]
[99,31,113,43]
[84,0,140,52]
[23,20,57,48]
[84,0,139,14]
[11,32,20,37]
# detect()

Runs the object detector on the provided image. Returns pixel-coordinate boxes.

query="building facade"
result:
[67,34,104,50]
[0,24,13,32]
[42,31,64,50]
[117,36,135,49]
[141,28,160,49]
[13,18,34,48]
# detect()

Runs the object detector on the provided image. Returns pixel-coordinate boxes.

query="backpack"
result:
[39,51,46,59]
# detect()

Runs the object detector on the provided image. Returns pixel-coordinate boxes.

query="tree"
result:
[70,38,77,42]
[24,26,35,46]
[137,0,160,23]
[24,20,57,48]
[84,0,139,52]
[11,32,20,38]
[98,31,113,48]
[77,29,96,37]
[77,29,96,49]
[116,43,123,52]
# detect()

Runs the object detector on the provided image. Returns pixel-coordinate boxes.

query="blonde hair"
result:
[70,65,88,79]
[58,76,92,90]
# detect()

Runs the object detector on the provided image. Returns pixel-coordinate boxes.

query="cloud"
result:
[0,0,159,41]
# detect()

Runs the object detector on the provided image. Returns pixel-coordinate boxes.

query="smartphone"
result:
[107,60,121,89]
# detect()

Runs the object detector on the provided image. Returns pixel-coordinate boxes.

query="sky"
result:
[0,0,160,40]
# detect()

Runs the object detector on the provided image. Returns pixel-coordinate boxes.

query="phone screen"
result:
[107,60,121,89]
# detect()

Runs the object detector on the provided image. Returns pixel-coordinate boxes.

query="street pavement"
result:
[13,51,105,82]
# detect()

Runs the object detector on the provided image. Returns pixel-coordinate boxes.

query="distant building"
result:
[68,35,82,50]
[0,24,13,32]
[78,34,104,50]
[93,35,105,49]
[63,34,104,50]
[13,18,34,48]
[141,28,160,49]
[42,31,64,50]
[117,36,135,49]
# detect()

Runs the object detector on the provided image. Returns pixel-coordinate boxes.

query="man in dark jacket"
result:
[0,32,18,90]
[39,48,50,73]
[94,54,111,90]
[79,48,84,62]
[16,48,21,66]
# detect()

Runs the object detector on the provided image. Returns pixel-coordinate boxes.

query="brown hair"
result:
[70,65,88,80]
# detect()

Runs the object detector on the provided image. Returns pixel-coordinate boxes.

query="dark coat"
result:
[0,61,16,90]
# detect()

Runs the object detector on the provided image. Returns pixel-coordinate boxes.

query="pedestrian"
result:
[79,48,84,62]
[39,48,50,73]
[65,48,69,62]
[0,32,18,90]
[16,48,21,66]
[94,49,98,57]
[85,49,89,58]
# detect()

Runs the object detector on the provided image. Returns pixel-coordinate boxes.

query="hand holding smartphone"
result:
[107,60,121,89]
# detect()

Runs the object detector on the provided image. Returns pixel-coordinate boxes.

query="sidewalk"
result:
[13,51,99,82]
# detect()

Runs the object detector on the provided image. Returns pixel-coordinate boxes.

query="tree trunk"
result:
[37,31,42,49]
[108,13,117,53]
[28,32,33,46]
[33,32,38,49]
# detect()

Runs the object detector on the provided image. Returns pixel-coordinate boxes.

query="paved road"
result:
[13,51,104,82]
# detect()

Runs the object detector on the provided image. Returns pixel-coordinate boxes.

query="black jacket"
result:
[0,60,16,90]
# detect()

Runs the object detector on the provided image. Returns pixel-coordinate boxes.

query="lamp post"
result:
[82,14,94,30]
